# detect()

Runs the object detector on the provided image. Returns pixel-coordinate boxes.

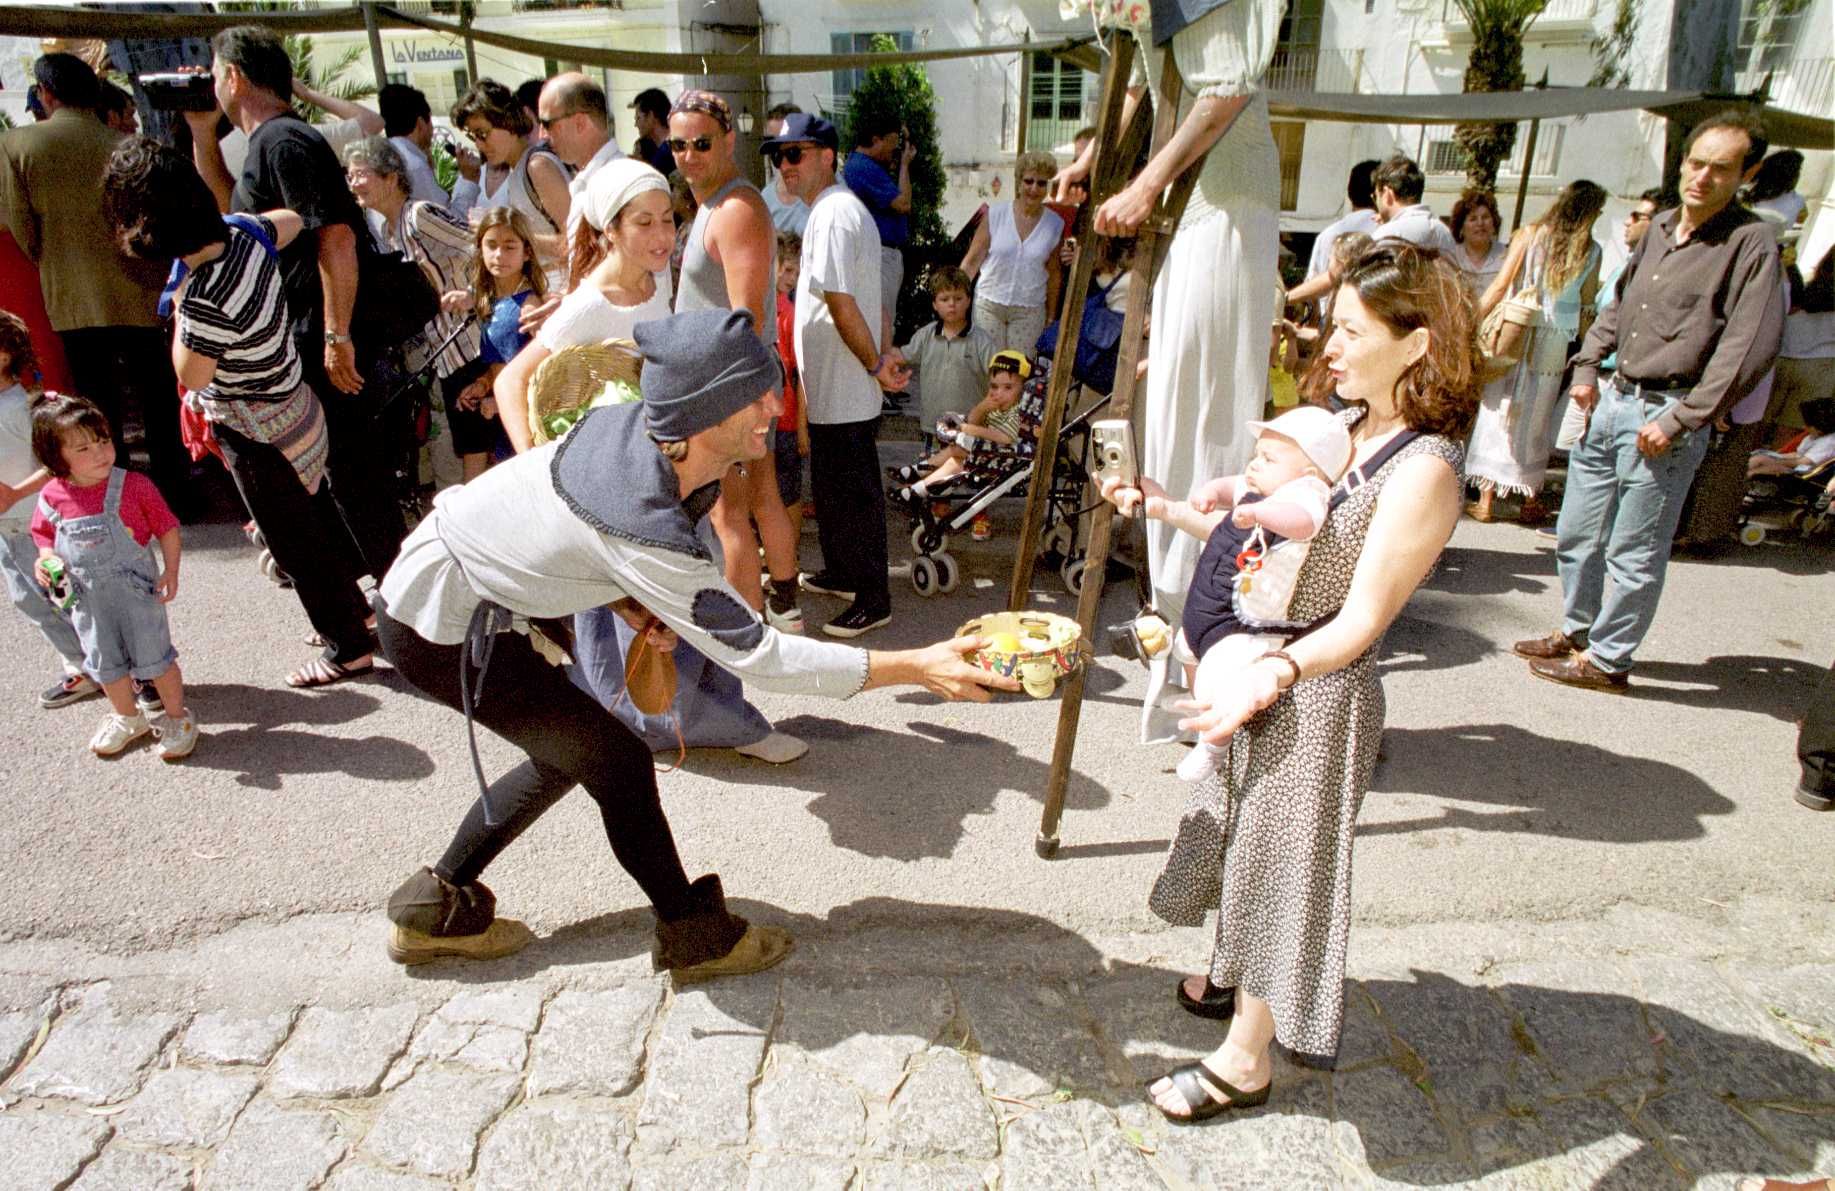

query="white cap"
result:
[1246,405,1352,480]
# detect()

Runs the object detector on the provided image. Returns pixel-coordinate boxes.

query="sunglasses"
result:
[668,135,715,154]
[537,111,574,131]
[463,126,493,144]
[1020,177,1051,189]
[1627,211,1653,223]
[767,145,816,166]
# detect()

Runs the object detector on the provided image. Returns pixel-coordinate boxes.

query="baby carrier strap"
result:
[1330,430,1421,509]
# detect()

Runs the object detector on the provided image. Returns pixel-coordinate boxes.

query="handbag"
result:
[623,614,678,716]
[353,241,440,354]
[1478,237,1544,377]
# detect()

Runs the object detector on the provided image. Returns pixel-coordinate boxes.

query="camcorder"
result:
[138,71,217,112]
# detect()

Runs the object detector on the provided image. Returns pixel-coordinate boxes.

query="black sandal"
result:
[1149,1061,1271,1124]
[1175,978,1236,1020]
[285,656,376,689]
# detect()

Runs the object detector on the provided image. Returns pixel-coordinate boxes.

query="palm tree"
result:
[287,35,377,122]
[1451,0,1549,191]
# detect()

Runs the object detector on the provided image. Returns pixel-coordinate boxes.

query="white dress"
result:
[1465,231,1600,497]
[1065,0,1283,743]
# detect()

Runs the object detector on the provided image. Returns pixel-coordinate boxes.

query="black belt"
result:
[1614,378,1692,402]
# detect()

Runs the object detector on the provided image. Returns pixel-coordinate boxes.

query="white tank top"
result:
[978,201,1064,307]
[480,142,566,287]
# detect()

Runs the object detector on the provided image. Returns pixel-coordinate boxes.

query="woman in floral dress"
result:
[1101,243,1481,1122]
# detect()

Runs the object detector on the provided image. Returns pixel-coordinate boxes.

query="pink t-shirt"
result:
[31,470,178,551]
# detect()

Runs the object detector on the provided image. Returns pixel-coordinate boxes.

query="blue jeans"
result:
[2,529,85,674]
[1554,379,1713,674]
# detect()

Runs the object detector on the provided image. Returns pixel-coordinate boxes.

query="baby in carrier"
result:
[1174,406,1350,781]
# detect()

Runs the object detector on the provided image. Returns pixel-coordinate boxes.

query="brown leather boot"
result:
[384,867,533,965]
[1513,630,1582,660]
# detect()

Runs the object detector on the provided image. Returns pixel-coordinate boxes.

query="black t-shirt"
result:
[230,114,366,336]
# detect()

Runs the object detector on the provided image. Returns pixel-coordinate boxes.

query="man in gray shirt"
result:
[1369,154,1460,258]
[1515,110,1783,691]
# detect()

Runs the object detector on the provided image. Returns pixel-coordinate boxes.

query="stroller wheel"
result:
[1061,556,1088,597]
[935,552,960,594]
[912,555,940,597]
[911,525,949,556]
[1738,523,1767,547]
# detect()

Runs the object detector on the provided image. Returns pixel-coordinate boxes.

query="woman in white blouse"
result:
[1449,188,1509,293]
[960,150,1065,355]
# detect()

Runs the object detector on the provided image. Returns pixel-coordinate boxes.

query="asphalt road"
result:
[2,498,1829,961]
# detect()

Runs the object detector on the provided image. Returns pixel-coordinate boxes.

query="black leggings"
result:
[374,602,695,918]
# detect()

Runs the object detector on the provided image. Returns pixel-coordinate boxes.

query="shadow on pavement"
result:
[183,681,434,790]
[1365,724,1734,843]
[409,899,1832,1185]
[1625,654,1824,721]
[692,717,1118,861]
[1379,613,1496,677]
[1427,545,1557,597]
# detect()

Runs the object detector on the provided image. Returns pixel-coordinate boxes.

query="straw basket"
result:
[527,338,645,446]
[957,610,1088,699]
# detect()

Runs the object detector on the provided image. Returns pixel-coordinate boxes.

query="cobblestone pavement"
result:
[0,902,1830,1190]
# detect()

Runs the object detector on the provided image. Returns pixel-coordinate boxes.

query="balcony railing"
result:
[1264,47,1366,94]
[1737,56,1835,118]
[1424,124,1566,179]
[1439,0,1597,28]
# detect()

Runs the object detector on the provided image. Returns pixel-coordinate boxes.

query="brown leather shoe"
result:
[1513,630,1581,660]
[1528,653,1629,693]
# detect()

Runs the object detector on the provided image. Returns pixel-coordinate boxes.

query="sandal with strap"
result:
[1175,977,1236,1020]
[286,655,376,689]
[1148,1061,1271,1124]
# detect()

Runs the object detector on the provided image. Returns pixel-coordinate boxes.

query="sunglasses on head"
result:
[768,145,815,166]
[668,135,715,154]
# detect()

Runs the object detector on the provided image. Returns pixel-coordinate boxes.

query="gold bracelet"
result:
[1258,649,1302,689]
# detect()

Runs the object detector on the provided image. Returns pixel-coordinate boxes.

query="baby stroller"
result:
[1739,456,1834,546]
[893,356,1116,597]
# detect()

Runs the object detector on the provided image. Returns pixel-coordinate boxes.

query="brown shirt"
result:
[0,108,167,332]
[1571,202,1783,438]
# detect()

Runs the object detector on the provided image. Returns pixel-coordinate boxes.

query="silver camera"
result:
[1089,419,1137,489]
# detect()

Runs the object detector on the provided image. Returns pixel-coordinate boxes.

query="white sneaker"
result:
[90,712,152,757]
[1176,740,1226,782]
[735,731,809,764]
[154,712,199,762]
[764,603,805,634]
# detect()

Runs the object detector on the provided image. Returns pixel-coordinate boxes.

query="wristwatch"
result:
[324,330,353,345]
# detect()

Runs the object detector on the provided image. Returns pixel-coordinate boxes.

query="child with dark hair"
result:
[0,313,91,709]
[29,394,197,759]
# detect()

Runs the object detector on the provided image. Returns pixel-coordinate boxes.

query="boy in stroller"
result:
[891,350,1037,537]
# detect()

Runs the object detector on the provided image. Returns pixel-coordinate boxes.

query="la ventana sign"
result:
[391,41,466,66]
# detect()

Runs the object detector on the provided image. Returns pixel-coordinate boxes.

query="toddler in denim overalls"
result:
[30,394,197,760]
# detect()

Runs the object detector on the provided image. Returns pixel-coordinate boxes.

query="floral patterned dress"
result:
[1063,0,1286,744]
[1148,410,1465,1058]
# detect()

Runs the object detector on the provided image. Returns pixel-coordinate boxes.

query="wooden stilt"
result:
[1015,41,1208,858]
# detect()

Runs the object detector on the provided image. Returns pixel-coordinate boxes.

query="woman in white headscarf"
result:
[491,157,790,761]
[493,158,677,451]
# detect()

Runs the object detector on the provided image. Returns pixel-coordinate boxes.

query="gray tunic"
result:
[377,422,869,700]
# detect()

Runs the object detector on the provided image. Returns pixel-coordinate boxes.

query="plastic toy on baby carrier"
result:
[895,357,1115,597]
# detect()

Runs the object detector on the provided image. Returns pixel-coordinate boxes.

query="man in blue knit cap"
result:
[373,308,1015,979]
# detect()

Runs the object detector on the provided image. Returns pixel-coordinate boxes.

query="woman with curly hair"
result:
[1449,188,1509,292]
[1099,242,1480,1121]
[1467,179,1605,522]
